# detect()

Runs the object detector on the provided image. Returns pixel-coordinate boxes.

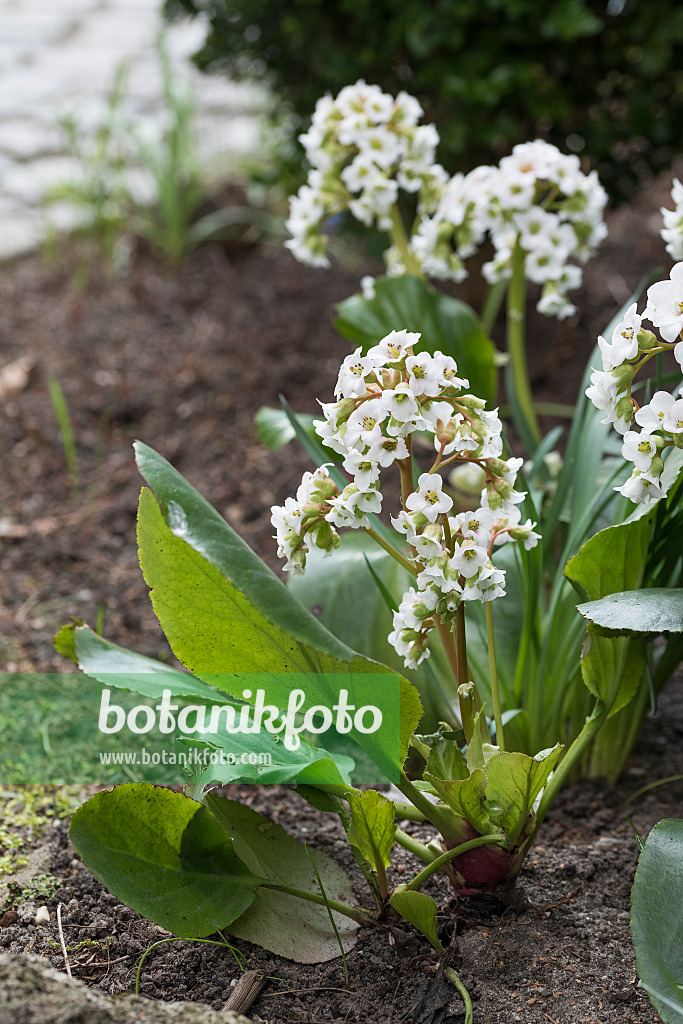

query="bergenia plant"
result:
[60,318,681,1019]
[275,82,683,782]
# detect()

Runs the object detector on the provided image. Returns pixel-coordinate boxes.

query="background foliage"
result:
[164,0,683,203]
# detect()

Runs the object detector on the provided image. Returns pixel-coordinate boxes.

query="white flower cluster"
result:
[409,140,608,320]
[586,262,683,503]
[285,80,446,269]
[661,178,683,262]
[271,329,540,669]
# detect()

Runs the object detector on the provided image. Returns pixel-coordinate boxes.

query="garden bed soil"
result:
[0,172,682,1023]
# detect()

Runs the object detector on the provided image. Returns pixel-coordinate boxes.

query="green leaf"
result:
[334,275,497,404]
[63,622,232,702]
[631,818,683,1024]
[255,406,320,452]
[564,514,654,604]
[134,444,423,776]
[564,514,654,713]
[182,731,354,789]
[423,769,496,838]
[483,746,562,845]
[577,589,683,637]
[69,785,262,937]
[205,795,358,962]
[390,889,442,951]
[425,735,469,782]
[347,790,396,873]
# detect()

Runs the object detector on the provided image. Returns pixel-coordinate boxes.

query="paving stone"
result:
[0,0,266,257]
[0,119,64,160]
[0,215,43,261]
[3,155,83,204]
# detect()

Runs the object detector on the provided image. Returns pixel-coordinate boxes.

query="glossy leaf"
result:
[423,768,496,839]
[564,513,654,713]
[255,405,320,452]
[484,746,562,845]
[205,795,358,962]
[390,889,441,951]
[631,818,683,1024]
[56,622,231,703]
[425,734,469,782]
[180,735,354,790]
[134,444,423,774]
[69,785,261,937]
[577,588,683,637]
[347,790,396,873]
[334,275,497,404]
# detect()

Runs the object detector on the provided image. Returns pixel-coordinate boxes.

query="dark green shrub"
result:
[164,0,683,203]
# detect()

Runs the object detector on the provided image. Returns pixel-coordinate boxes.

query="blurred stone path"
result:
[0,0,266,259]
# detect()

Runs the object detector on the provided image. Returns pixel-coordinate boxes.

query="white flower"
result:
[367,328,420,364]
[662,398,683,434]
[621,431,657,471]
[634,392,676,434]
[644,262,683,342]
[344,398,390,449]
[405,473,453,522]
[335,348,376,399]
[598,303,641,370]
[361,275,376,299]
[450,540,489,578]
[661,179,683,262]
[616,472,666,504]
[341,450,381,487]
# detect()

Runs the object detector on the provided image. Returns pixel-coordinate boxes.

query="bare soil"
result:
[0,174,682,1023]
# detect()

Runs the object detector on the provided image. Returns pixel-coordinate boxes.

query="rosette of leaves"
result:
[56,443,559,973]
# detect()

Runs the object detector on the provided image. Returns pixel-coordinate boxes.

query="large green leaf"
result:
[181,733,355,790]
[69,785,261,937]
[577,588,683,636]
[631,818,683,1024]
[390,889,441,951]
[484,746,562,845]
[347,790,396,874]
[134,443,423,776]
[56,622,231,703]
[334,275,497,404]
[205,795,358,962]
[564,514,654,604]
[564,514,654,713]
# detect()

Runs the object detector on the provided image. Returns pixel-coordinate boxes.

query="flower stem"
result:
[507,239,540,449]
[404,832,506,891]
[261,883,375,927]
[396,769,459,841]
[362,525,416,575]
[388,204,424,277]
[444,967,473,1024]
[394,827,434,863]
[485,601,505,750]
[454,603,469,688]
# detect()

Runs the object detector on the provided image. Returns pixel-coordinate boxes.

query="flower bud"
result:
[458,395,487,413]
[435,417,457,447]
[636,329,658,352]
[610,362,636,387]
[650,454,664,478]
[615,396,635,423]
